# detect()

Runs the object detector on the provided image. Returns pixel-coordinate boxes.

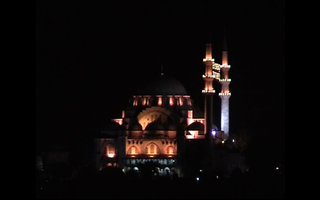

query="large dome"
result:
[136,75,188,95]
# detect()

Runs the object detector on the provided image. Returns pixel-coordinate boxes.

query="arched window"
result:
[169,97,174,106]
[106,144,115,158]
[150,144,155,154]
[128,146,139,155]
[132,147,136,154]
[146,143,159,155]
[167,146,174,154]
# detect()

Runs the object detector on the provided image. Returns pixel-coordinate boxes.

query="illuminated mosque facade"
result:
[94,38,235,177]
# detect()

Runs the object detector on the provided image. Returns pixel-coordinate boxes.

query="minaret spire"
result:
[160,63,164,76]
[222,28,227,51]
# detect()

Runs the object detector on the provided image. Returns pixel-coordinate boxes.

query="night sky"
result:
[36,1,285,147]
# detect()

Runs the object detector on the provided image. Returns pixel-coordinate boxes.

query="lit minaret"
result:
[202,44,216,138]
[219,32,231,139]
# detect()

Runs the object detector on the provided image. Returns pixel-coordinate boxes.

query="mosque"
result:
[93,37,241,177]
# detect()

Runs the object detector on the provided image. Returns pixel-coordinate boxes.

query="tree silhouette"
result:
[179,141,207,177]
[232,129,253,152]
[138,161,160,179]
[243,134,283,174]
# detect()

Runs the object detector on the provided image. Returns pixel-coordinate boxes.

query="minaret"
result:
[202,44,216,138]
[219,31,231,139]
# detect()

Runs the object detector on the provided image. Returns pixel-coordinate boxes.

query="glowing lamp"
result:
[211,130,217,136]
[196,177,199,181]
[107,153,115,158]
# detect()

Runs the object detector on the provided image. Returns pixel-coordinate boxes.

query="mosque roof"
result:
[136,75,188,95]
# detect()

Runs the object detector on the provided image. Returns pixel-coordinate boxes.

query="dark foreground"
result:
[36,173,284,199]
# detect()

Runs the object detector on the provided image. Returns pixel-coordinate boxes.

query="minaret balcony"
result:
[202,74,217,79]
[202,89,215,94]
[220,64,231,68]
[219,79,231,82]
[203,58,215,62]
[219,92,231,96]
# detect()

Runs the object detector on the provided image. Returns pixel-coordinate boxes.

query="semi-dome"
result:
[145,120,165,130]
[136,75,188,95]
[187,121,204,131]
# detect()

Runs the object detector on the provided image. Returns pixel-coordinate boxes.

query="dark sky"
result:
[36,0,285,145]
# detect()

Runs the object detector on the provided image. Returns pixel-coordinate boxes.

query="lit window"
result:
[167,146,174,154]
[131,147,136,154]
[158,97,162,106]
[142,98,146,106]
[106,144,115,158]
[150,144,154,154]
[146,143,158,155]
[128,146,138,155]
[179,98,183,106]
[107,153,114,158]
[169,97,174,106]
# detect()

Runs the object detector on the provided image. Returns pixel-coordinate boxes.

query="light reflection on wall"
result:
[169,97,174,106]
[158,96,162,106]
[106,144,115,158]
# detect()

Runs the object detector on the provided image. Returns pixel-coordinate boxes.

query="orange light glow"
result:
[205,44,212,59]
[169,97,174,106]
[131,156,135,158]
[122,110,125,118]
[188,110,193,118]
[222,51,228,65]
[131,147,136,154]
[146,97,150,106]
[106,145,115,158]
[179,98,183,106]
[142,98,146,106]
[133,98,138,106]
[168,156,172,158]
[113,119,123,125]
[149,155,154,157]
[158,97,162,106]
[107,153,115,158]
[168,147,174,154]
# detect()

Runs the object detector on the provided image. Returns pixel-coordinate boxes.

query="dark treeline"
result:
[36,131,285,199]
